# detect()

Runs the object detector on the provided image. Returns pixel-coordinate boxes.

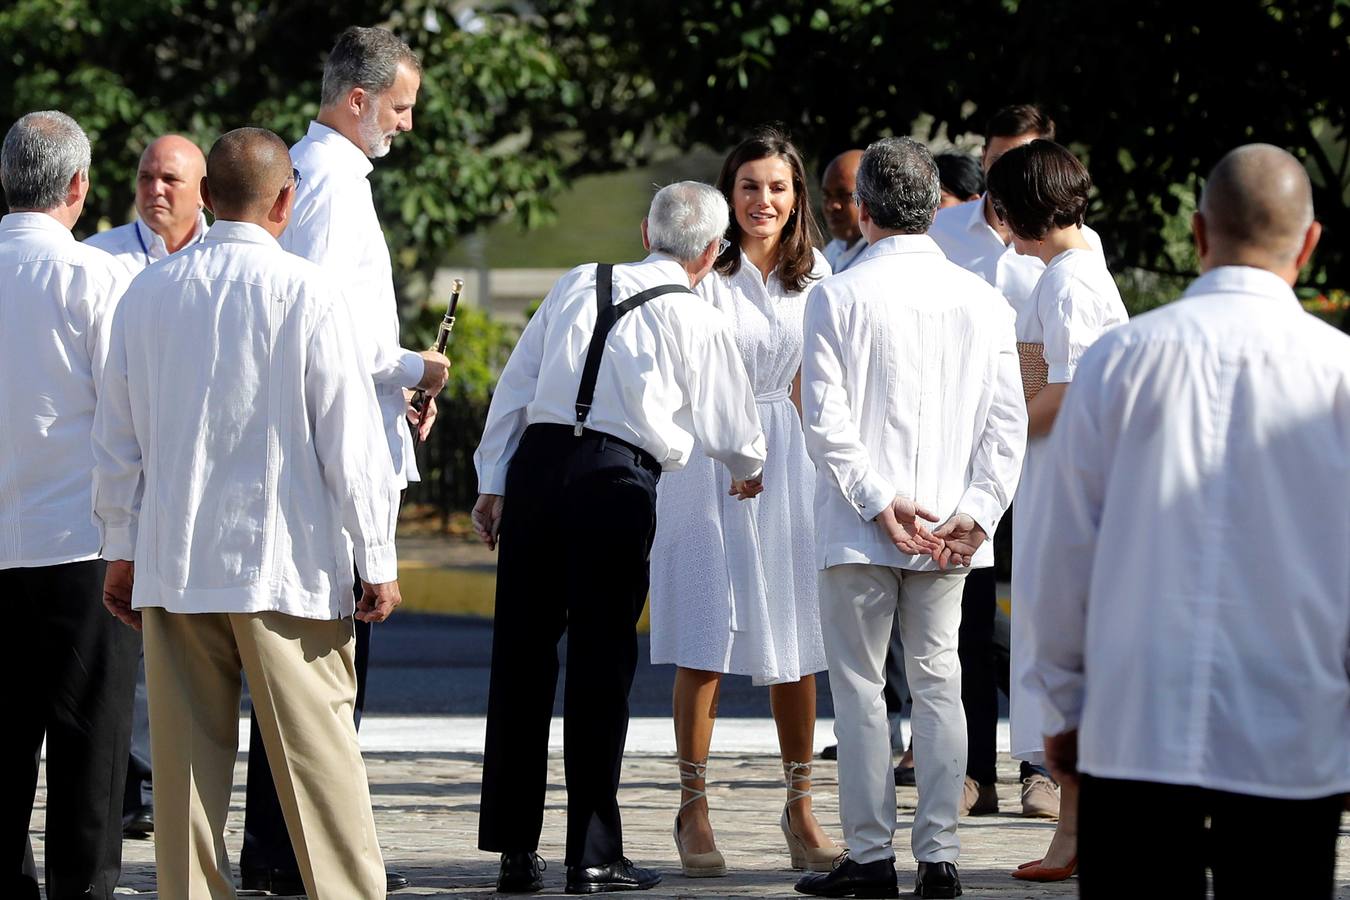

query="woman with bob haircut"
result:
[649,125,837,877]
[986,138,1129,884]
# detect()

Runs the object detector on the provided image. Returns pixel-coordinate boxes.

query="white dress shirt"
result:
[285,121,424,487]
[0,213,129,569]
[92,221,399,620]
[801,234,1027,571]
[823,237,867,274]
[474,253,767,494]
[84,212,208,275]
[930,196,1103,317]
[1021,266,1350,799]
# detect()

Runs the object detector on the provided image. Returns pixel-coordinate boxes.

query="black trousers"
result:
[957,566,999,785]
[1079,774,1344,899]
[3,560,138,900]
[239,589,371,874]
[478,424,659,868]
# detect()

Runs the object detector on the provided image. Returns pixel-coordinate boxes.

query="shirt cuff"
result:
[1048,362,1075,383]
[1040,692,1083,737]
[396,348,426,389]
[478,466,507,497]
[354,543,398,585]
[100,524,137,562]
[955,485,1002,540]
[852,470,895,522]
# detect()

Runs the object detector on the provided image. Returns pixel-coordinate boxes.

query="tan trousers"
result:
[142,607,385,900]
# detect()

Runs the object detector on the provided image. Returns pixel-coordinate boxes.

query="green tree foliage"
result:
[0,0,583,295]
[541,0,1350,288]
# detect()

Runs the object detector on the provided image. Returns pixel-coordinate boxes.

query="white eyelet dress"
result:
[649,249,831,686]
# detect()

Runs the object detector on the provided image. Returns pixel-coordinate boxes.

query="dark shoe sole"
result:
[795,887,899,898]
[564,880,660,894]
[915,886,961,898]
[497,880,544,894]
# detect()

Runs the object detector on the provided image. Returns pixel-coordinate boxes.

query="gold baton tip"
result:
[451,278,464,292]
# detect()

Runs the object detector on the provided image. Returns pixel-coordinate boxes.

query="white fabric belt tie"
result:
[756,386,790,403]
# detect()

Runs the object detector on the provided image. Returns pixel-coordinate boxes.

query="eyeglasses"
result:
[291,167,301,185]
[851,191,861,207]
[718,237,731,255]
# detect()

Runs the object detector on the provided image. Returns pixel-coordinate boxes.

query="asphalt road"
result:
[360,612,1012,720]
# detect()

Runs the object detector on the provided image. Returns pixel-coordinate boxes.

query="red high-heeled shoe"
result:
[1011,857,1077,882]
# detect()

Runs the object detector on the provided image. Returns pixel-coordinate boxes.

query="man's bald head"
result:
[203,128,294,228]
[1197,144,1317,276]
[136,134,206,249]
[821,149,865,243]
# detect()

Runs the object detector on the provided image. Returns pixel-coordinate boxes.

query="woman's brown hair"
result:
[714,125,823,294]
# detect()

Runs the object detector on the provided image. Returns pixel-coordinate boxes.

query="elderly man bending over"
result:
[93,127,401,900]
[472,181,766,895]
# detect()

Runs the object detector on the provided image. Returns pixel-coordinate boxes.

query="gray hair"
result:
[646,181,729,262]
[855,137,941,234]
[1,110,91,211]
[320,26,421,108]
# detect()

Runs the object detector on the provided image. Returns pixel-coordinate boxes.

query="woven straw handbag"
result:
[1017,341,1048,403]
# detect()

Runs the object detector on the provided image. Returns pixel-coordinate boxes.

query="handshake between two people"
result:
[875,496,986,569]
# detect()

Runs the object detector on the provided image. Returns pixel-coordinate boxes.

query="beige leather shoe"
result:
[1020,773,1060,819]
[959,776,1000,816]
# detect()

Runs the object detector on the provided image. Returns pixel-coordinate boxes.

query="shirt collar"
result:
[0,211,73,239]
[639,252,694,286]
[203,219,282,249]
[134,211,208,259]
[304,120,375,177]
[856,233,943,263]
[1183,266,1300,309]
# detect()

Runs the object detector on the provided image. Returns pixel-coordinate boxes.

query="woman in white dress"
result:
[986,140,1129,884]
[649,126,837,876]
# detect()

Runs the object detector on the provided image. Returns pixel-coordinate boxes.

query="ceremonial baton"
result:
[412,278,463,441]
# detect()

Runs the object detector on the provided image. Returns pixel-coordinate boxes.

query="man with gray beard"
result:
[238,26,449,895]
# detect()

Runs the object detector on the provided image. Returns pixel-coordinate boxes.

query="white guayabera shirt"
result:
[930,196,1103,316]
[474,253,767,494]
[92,221,399,620]
[0,212,129,569]
[1022,266,1350,799]
[284,121,425,488]
[801,234,1028,571]
[84,211,208,276]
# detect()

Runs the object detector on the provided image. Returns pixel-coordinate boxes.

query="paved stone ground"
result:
[30,752,1350,898]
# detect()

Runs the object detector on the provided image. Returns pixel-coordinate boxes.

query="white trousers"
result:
[819,564,967,865]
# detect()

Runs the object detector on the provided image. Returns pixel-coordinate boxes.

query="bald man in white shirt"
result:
[797,137,1026,900]
[1,109,139,900]
[240,27,446,894]
[85,135,208,275]
[472,182,765,895]
[94,127,401,900]
[86,132,209,841]
[1023,145,1350,899]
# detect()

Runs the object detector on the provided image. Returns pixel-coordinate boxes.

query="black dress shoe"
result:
[498,852,546,893]
[795,855,898,898]
[893,764,917,787]
[914,861,961,898]
[241,867,410,895]
[820,744,839,760]
[564,857,661,894]
[122,805,154,838]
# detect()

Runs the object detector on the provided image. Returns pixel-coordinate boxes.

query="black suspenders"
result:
[574,263,693,435]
